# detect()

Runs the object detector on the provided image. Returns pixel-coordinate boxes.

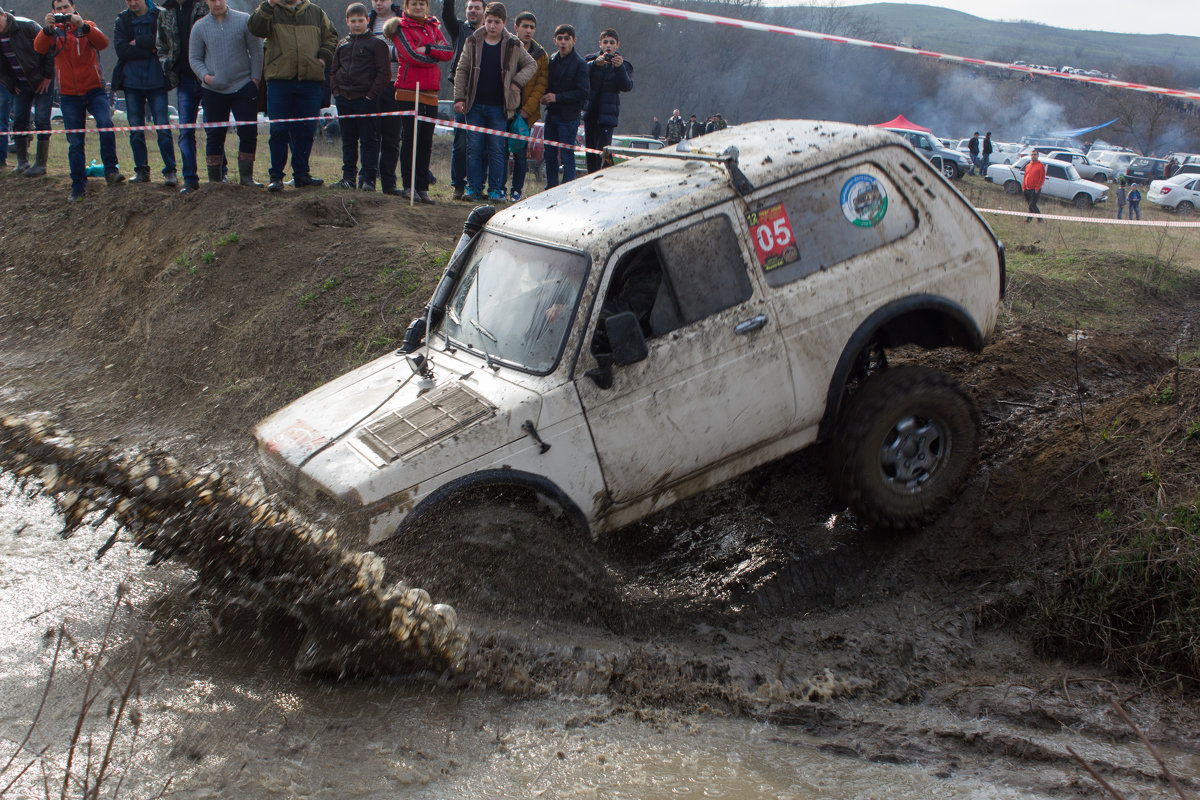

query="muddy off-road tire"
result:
[379,490,620,628]
[828,366,980,531]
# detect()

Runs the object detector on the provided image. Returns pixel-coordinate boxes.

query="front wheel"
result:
[1073,193,1094,210]
[942,161,959,180]
[828,366,980,531]
[1004,180,1021,195]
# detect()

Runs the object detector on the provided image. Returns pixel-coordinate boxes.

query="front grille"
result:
[356,383,494,462]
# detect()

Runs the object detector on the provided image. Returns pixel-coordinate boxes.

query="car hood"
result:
[255,348,544,507]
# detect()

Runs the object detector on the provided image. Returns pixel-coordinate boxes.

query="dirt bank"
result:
[3,177,1200,797]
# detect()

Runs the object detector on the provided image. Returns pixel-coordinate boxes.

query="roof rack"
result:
[602,144,755,196]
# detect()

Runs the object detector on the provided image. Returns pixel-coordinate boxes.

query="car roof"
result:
[491,120,908,248]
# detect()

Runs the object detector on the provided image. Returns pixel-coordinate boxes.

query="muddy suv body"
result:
[256,120,1005,547]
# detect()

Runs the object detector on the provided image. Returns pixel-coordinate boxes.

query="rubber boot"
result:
[23,140,49,177]
[206,154,226,183]
[237,156,262,188]
[10,140,29,174]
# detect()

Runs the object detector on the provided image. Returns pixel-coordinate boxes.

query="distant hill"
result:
[842,3,1200,85]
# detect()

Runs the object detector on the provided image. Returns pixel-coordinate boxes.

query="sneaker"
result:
[487,190,505,203]
[415,191,435,205]
[509,190,521,203]
[179,181,200,194]
[130,167,151,183]
[381,186,404,197]
[105,170,126,185]
[267,180,284,193]
[292,175,324,188]
[452,185,464,200]
[331,178,355,190]
[163,172,179,187]
[462,189,480,202]
[358,180,376,192]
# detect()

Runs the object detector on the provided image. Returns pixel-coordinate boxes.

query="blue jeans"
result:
[509,142,527,194]
[542,111,578,188]
[10,83,54,147]
[0,84,10,161]
[466,103,506,195]
[266,79,322,181]
[125,86,177,175]
[1129,201,1140,220]
[176,76,202,184]
[450,110,467,189]
[200,81,258,159]
[60,88,119,192]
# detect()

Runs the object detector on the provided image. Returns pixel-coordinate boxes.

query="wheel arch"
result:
[818,295,985,443]
[397,468,591,541]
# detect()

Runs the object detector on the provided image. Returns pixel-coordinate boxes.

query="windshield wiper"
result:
[469,318,500,370]
[470,318,498,342]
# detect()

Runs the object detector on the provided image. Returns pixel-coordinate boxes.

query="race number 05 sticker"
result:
[746,202,799,271]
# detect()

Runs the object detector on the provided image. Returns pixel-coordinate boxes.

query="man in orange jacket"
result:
[1022,149,1046,223]
[34,0,125,200]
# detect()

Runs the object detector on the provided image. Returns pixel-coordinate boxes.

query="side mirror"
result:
[606,312,648,366]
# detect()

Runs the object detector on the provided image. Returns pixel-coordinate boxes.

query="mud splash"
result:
[0,413,467,680]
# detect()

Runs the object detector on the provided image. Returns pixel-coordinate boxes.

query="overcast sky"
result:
[847,0,1200,38]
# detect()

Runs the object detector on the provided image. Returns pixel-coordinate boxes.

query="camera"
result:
[53,13,73,23]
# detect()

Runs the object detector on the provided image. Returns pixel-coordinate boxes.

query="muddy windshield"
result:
[439,233,588,373]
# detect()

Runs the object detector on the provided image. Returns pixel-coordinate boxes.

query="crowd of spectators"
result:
[0,0,639,203]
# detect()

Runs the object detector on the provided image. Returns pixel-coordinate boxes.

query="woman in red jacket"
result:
[383,0,451,203]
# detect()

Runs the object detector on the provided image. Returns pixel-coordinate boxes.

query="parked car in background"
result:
[1089,150,1136,181]
[1125,157,1169,185]
[985,156,1108,208]
[1172,163,1200,177]
[883,128,971,179]
[574,133,665,172]
[1043,150,1111,182]
[1147,173,1200,214]
[993,142,1022,165]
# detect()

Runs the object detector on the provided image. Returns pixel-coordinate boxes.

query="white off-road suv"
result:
[257,120,1005,560]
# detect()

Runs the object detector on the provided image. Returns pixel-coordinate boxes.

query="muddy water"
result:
[0,479,1068,800]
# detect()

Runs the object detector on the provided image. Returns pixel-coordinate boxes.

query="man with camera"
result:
[35,0,125,200]
[0,4,55,176]
[582,27,630,174]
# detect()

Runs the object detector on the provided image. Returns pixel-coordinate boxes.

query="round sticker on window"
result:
[840,174,888,227]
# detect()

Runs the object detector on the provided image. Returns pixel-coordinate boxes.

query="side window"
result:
[1047,165,1068,180]
[749,165,918,289]
[591,216,751,355]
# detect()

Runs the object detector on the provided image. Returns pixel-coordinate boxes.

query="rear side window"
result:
[750,165,918,288]
[1047,165,1068,180]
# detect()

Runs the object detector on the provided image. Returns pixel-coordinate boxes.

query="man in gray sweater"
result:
[188,0,263,185]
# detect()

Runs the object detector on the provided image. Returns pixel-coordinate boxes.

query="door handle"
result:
[734,315,769,335]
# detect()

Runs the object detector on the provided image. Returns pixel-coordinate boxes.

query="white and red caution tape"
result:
[18,110,605,154]
[976,207,1200,227]
[555,0,1200,102]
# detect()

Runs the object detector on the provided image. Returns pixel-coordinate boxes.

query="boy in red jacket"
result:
[34,0,125,200]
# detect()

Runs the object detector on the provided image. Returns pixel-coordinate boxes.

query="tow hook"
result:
[522,420,551,454]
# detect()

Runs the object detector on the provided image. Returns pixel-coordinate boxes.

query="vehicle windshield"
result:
[439,232,588,374]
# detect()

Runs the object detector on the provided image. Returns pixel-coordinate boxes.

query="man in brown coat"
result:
[452,1,534,202]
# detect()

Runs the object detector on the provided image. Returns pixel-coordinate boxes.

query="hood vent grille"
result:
[357,383,494,462]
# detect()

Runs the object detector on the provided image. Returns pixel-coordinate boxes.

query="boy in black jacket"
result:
[583,27,630,173]
[330,2,390,190]
[539,23,587,188]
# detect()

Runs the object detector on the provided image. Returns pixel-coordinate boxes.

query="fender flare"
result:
[396,468,591,541]
[818,294,985,442]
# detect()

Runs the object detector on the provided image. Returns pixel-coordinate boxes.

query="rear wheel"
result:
[1094,173,1109,183]
[828,366,980,531]
[1073,192,1094,210]
[1178,201,1194,215]
[1004,180,1021,195]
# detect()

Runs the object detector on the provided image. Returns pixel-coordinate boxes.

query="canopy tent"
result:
[1045,119,1119,139]
[873,115,932,133]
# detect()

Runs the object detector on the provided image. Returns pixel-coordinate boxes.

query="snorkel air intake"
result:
[397,205,497,354]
